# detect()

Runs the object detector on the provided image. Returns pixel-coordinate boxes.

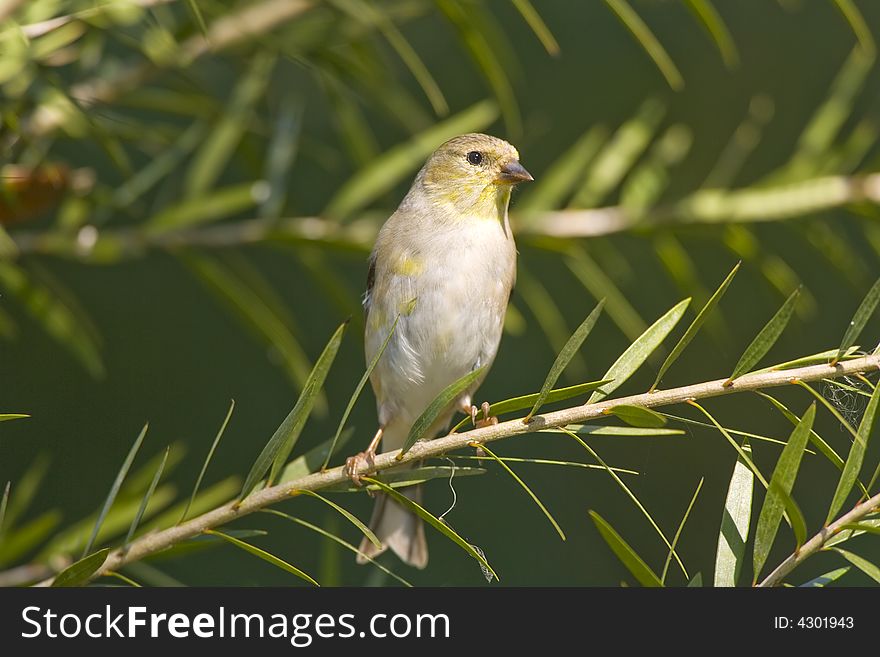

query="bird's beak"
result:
[497,160,534,184]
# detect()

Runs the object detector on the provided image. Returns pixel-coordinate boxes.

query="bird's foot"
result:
[471,401,499,429]
[343,448,376,486]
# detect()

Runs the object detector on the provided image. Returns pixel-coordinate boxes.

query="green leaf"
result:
[662,477,703,583]
[0,511,62,567]
[476,444,565,540]
[278,429,355,484]
[683,0,739,68]
[753,404,815,579]
[324,314,401,470]
[148,182,268,232]
[726,286,801,383]
[828,547,880,584]
[559,427,687,577]
[800,567,850,587]
[52,548,111,587]
[361,477,498,580]
[688,572,703,587]
[124,446,169,550]
[293,489,380,548]
[324,100,498,218]
[83,423,149,557]
[184,52,275,197]
[831,0,876,57]
[453,454,636,476]
[0,414,29,422]
[0,481,9,546]
[402,366,487,455]
[262,510,412,587]
[756,392,849,481]
[835,275,880,364]
[651,262,740,391]
[181,400,234,523]
[240,322,348,499]
[511,0,560,55]
[688,401,769,489]
[464,381,612,429]
[603,0,683,90]
[588,298,691,403]
[565,424,684,438]
[714,440,754,587]
[589,511,663,587]
[204,530,319,586]
[524,300,605,422]
[1,453,49,532]
[826,378,880,524]
[607,405,667,428]
[139,477,239,536]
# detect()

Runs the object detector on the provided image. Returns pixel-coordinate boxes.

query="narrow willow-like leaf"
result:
[105,571,141,587]
[454,454,637,476]
[589,511,663,587]
[148,530,269,561]
[683,0,739,67]
[662,478,703,583]
[794,381,859,442]
[829,547,880,584]
[0,482,9,545]
[263,510,412,587]
[826,518,880,548]
[52,548,111,587]
[688,401,769,489]
[325,100,498,218]
[524,300,605,422]
[2,453,49,532]
[559,428,687,577]
[402,366,486,455]
[607,405,667,428]
[140,477,239,536]
[651,262,740,391]
[181,400,235,523]
[240,322,347,499]
[588,298,691,403]
[324,314,401,470]
[148,182,267,232]
[279,429,355,484]
[800,567,850,587]
[565,424,684,438]
[726,287,801,384]
[124,446,169,550]
[294,490,380,548]
[204,530,319,586]
[511,0,560,55]
[435,1,520,134]
[361,477,497,580]
[826,378,880,524]
[751,346,860,374]
[831,0,876,56]
[83,423,148,557]
[476,444,565,540]
[756,392,850,481]
[0,414,28,422]
[753,404,815,579]
[603,0,684,90]
[834,276,880,364]
[688,573,703,587]
[185,0,208,35]
[714,441,754,587]
[184,52,274,198]
[0,512,61,567]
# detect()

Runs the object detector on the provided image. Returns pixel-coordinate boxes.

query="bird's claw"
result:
[344,449,376,486]
[471,401,498,429]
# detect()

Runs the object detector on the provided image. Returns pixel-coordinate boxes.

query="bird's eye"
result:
[466,151,483,166]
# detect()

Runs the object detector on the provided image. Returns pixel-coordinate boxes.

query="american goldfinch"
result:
[344,133,532,568]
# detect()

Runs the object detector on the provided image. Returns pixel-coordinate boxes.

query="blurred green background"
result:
[2,0,880,586]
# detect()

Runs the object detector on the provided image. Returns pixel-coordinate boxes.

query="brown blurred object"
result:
[0,164,94,225]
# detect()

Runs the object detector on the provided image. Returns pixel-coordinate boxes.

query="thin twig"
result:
[21,353,878,587]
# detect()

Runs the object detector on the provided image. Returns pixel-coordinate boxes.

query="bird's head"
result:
[418,133,533,218]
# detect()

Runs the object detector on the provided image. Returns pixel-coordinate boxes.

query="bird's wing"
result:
[363,250,377,317]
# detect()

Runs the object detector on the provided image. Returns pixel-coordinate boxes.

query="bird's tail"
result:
[356,421,428,569]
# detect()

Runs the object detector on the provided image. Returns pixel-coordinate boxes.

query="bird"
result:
[344,133,533,568]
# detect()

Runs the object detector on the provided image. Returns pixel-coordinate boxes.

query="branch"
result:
[26,353,879,586]
[757,489,880,587]
[8,173,880,260]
